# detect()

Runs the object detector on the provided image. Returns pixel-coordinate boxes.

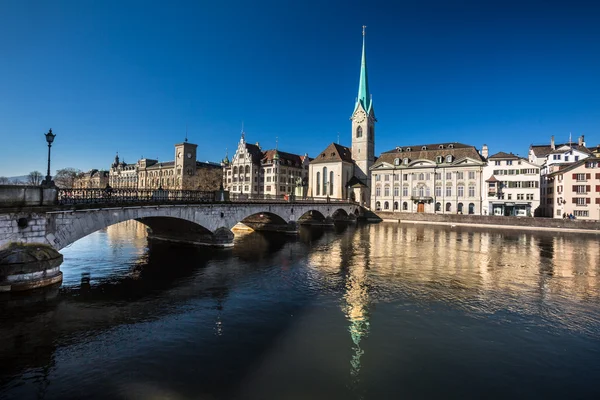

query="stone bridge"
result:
[0,185,362,292]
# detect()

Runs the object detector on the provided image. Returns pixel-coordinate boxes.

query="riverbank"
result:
[373,211,600,234]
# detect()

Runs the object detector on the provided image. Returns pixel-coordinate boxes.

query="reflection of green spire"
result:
[355,25,373,114]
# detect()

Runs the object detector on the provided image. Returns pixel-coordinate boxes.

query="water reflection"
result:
[1,221,600,399]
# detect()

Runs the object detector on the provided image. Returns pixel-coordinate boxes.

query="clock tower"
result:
[351,26,376,189]
[175,140,197,189]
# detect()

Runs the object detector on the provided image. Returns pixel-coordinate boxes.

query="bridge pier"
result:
[241,220,300,235]
[0,243,63,292]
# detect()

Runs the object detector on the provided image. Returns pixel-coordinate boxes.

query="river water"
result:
[1,221,600,399]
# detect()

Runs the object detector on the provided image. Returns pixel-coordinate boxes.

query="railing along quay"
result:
[57,188,354,206]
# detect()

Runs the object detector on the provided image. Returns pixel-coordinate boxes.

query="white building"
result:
[482,152,541,217]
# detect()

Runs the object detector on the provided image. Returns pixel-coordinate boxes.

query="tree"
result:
[27,171,43,186]
[54,168,82,188]
[0,176,10,185]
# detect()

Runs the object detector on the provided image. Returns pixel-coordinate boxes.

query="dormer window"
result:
[394,158,400,166]
[421,146,427,150]
[397,147,402,152]
[448,144,454,149]
[446,155,453,163]
[403,158,409,165]
[439,145,444,149]
[436,156,443,163]
[321,153,325,158]
[406,148,412,152]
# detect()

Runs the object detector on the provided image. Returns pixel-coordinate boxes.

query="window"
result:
[494,160,501,166]
[435,173,442,180]
[376,175,381,181]
[356,126,363,138]
[418,173,425,181]
[435,202,441,212]
[507,194,512,200]
[446,202,451,212]
[468,171,475,180]
[574,197,587,205]
[507,160,513,166]
[446,186,452,196]
[446,155,453,163]
[384,174,390,181]
[394,201,399,210]
[436,156,443,163]
[517,194,524,200]
[403,202,408,211]
[394,186,399,196]
[468,185,475,197]
[458,185,464,197]
[394,158,400,165]
[575,156,580,161]
[457,172,464,180]
[403,174,408,180]
[418,186,425,197]
[384,201,389,210]
[468,203,475,214]
[574,173,587,181]
[316,172,320,196]
[394,174,399,181]
[322,167,328,195]
[526,194,534,200]
[403,186,409,196]
[376,201,381,210]
[574,210,589,217]
[330,171,334,195]
[384,186,390,196]
[435,186,442,197]
[403,158,409,165]
[457,203,463,213]
[446,172,452,180]
[375,186,381,196]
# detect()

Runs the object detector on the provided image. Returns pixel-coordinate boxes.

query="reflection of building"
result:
[309,27,374,206]
[482,152,541,216]
[546,157,600,219]
[108,140,221,190]
[221,132,310,198]
[74,169,109,188]
[370,143,486,214]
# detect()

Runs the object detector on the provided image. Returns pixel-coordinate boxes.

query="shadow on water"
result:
[0,224,341,399]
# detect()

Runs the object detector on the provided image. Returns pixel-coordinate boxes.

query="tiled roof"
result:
[146,161,175,169]
[311,143,353,164]
[262,149,305,166]
[375,142,484,167]
[548,157,600,176]
[244,143,264,164]
[485,175,500,182]
[531,144,592,157]
[488,151,520,160]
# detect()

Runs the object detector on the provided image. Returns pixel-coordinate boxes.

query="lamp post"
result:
[42,128,56,187]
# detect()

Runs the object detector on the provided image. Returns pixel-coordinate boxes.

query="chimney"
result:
[481,144,488,159]
[551,135,555,150]
[579,135,585,147]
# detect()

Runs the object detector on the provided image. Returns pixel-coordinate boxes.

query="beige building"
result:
[482,152,541,217]
[546,157,600,220]
[221,133,309,199]
[108,140,221,191]
[370,143,486,214]
[309,27,374,206]
[74,169,109,189]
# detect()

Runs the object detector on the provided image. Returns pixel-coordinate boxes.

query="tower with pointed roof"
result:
[351,25,376,188]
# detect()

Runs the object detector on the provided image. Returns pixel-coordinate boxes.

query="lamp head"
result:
[45,128,56,144]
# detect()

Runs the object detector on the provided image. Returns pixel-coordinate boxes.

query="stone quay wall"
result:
[373,211,600,232]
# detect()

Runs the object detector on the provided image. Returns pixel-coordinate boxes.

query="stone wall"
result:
[374,211,600,231]
[0,186,57,208]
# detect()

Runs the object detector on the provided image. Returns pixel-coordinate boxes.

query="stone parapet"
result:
[0,185,58,208]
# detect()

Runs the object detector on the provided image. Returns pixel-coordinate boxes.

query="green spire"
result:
[356,25,373,114]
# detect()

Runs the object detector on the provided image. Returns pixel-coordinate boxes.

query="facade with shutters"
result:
[546,158,600,219]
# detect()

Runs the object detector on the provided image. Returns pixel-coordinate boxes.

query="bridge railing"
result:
[58,188,216,205]
[56,188,355,206]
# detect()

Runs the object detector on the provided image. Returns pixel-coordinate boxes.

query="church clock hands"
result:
[354,110,366,123]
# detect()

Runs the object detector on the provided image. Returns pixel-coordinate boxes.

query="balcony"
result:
[410,196,433,202]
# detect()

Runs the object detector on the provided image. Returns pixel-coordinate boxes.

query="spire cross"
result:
[362,25,366,36]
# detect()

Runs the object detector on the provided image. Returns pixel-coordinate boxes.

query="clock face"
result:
[177,152,182,159]
[354,110,366,123]
[186,152,192,159]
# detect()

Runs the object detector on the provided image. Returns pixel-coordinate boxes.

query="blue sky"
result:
[1,0,599,176]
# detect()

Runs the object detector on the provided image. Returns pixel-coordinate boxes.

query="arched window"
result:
[394,201,399,210]
[418,173,425,181]
[233,166,238,174]
[458,203,464,213]
[316,172,320,196]
[419,186,425,197]
[245,165,250,174]
[330,171,334,195]
[384,201,389,210]
[356,126,363,138]
[446,202,452,212]
[322,167,328,195]
[402,201,408,210]
[436,202,441,212]
[376,201,381,210]
[469,203,475,214]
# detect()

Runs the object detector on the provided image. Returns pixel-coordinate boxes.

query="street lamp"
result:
[42,128,56,187]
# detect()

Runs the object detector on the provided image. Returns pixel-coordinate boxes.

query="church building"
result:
[309,26,375,206]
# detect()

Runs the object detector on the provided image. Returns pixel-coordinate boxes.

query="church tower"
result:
[351,25,376,187]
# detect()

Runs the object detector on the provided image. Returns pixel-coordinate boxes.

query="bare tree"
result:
[0,176,10,185]
[54,168,82,188]
[27,171,43,186]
